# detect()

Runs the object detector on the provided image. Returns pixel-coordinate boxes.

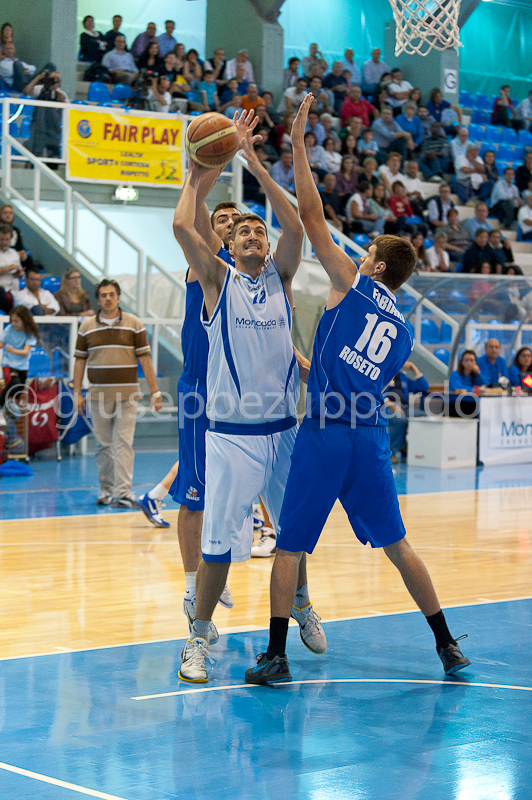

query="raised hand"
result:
[239,127,263,174]
[291,93,314,146]
[233,108,259,149]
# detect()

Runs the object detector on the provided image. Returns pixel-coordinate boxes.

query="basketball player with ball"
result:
[173,114,326,683]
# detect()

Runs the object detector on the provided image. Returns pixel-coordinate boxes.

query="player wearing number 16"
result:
[245,93,470,687]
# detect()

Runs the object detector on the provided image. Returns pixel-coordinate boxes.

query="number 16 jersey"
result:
[307,272,414,426]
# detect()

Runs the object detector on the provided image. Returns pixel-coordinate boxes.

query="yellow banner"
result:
[67,109,184,187]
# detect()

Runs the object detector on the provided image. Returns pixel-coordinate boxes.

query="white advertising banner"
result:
[479,396,532,465]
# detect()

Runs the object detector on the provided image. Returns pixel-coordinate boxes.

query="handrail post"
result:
[64,184,72,253]
[233,158,243,206]
[137,250,145,316]
[104,227,110,275]
[414,303,422,343]
[152,322,159,376]
[72,195,78,259]
[34,169,41,213]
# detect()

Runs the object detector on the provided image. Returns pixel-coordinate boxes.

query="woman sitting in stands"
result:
[54,268,94,317]
[79,16,107,64]
[367,182,399,233]
[509,347,532,394]
[137,41,165,75]
[449,349,488,393]
[412,231,430,271]
[335,155,358,204]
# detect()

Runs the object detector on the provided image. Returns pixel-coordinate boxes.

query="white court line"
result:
[0,762,130,799]
[1,594,531,662]
[132,677,532,701]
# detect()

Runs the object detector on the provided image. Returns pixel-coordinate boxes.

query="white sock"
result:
[148,483,168,501]
[192,619,211,640]
[294,583,310,608]
[184,572,196,601]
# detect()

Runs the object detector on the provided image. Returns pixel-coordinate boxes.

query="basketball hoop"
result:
[388,0,462,56]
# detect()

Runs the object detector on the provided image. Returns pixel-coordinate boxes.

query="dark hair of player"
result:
[210,201,239,228]
[372,235,416,291]
[230,214,267,241]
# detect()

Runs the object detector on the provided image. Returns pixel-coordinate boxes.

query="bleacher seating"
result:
[41,276,61,293]
[468,123,484,141]
[484,125,502,144]
[87,82,111,103]
[459,90,475,108]
[420,318,440,344]
[434,347,450,365]
[501,128,517,145]
[27,348,52,378]
[471,110,489,126]
[112,84,133,102]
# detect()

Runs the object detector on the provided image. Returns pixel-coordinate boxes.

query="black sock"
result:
[266,617,289,660]
[425,610,456,650]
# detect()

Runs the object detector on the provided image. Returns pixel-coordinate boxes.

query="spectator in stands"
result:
[491,85,515,127]
[102,35,138,85]
[172,42,186,73]
[357,128,378,158]
[240,84,262,113]
[137,41,165,74]
[340,85,376,128]
[361,48,390,97]
[320,113,341,147]
[509,347,532,392]
[254,126,278,162]
[0,306,39,422]
[401,160,425,217]
[515,192,532,242]
[341,49,361,84]
[378,152,405,195]
[304,131,327,180]
[372,85,391,115]
[203,48,226,85]
[0,23,13,45]
[14,268,59,315]
[278,111,296,148]
[385,361,429,462]
[196,71,219,111]
[131,23,157,60]
[515,152,532,194]
[323,61,349,114]
[462,202,493,239]
[148,75,172,113]
[426,88,462,130]
[449,350,487,394]
[427,183,455,229]
[0,224,23,307]
[0,42,35,92]
[73,279,161,508]
[321,173,349,233]
[346,181,384,236]
[516,90,532,131]
[283,57,301,89]
[490,167,523,228]
[304,110,325,145]
[417,105,439,140]
[79,16,107,64]
[270,149,295,193]
[462,229,497,273]
[302,43,327,78]
[225,49,254,83]
[335,155,358,202]
[387,68,413,114]
[412,231,430,271]
[219,78,239,107]
[452,144,486,203]
[441,207,471,263]
[408,87,422,108]
[340,134,357,161]
[55,269,94,317]
[396,102,423,147]
[371,105,412,161]
[451,126,472,163]
[360,157,379,187]
[277,77,308,113]
[0,205,30,268]
[104,15,125,51]
[157,21,177,58]
[387,181,416,231]
[340,115,363,143]
[418,122,452,180]
[469,262,500,308]
[426,231,449,271]
[477,339,509,386]
[260,92,280,124]
[323,138,342,173]
[223,93,243,119]
[183,49,203,88]
[479,149,500,201]
[488,229,514,271]
[368,183,399,233]
[308,76,334,115]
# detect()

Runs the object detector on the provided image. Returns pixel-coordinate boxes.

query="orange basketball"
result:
[185,112,239,168]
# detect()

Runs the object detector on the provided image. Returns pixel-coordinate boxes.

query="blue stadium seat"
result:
[498,144,515,162]
[423,237,434,249]
[97,102,115,108]
[189,111,201,116]
[501,128,517,145]
[27,348,52,378]
[112,84,133,101]
[87,82,111,103]
[471,110,489,126]
[496,160,509,175]
[484,125,502,144]
[518,129,532,147]
[440,321,453,343]
[9,121,19,137]
[352,233,371,247]
[459,91,475,107]
[19,117,31,138]
[513,161,523,171]
[18,277,26,289]
[41,276,61,293]
[468,123,484,141]
[513,146,525,162]
[420,318,440,344]
[434,347,450,365]
[517,226,524,242]
[474,93,492,111]
[71,99,89,105]
[397,292,415,313]
[480,142,498,157]
[245,202,266,219]
[450,289,469,304]
[406,215,423,225]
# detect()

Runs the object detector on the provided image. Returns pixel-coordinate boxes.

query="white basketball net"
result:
[388,0,462,56]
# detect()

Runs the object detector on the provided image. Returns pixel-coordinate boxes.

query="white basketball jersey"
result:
[203,256,299,430]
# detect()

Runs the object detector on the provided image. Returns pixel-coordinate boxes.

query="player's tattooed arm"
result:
[291,94,358,303]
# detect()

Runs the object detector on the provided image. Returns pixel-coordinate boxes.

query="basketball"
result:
[185,112,239,169]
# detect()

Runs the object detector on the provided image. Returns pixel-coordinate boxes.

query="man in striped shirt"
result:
[73,279,162,507]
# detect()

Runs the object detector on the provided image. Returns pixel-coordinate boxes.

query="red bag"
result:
[27,380,58,455]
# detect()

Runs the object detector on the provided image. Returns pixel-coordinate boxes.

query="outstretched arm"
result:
[292,94,357,298]
[173,161,227,318]
[240,129,303,286]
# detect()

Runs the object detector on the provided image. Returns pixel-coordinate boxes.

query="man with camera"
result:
[24,67,68,162]
[102,35,138,85]
[25,67,69,102]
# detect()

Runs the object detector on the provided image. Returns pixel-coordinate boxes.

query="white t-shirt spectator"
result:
[13,287,60,314]
[0,248,22,293]
[147,90,171,113]
[401,174,424,196]
[518,204,532,236]
[277,85,308,113]
[378,164,406,188]
[323,150,342,174]
[451,137,472,164]
[388,80,413,108]
[428,247,450,271]
[224,58,254,83]
[346,192,365,222]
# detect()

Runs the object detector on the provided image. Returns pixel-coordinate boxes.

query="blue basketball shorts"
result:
[276,417,406,553]
[170,375,208,511]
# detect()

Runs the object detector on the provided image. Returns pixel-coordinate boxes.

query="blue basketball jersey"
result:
[307,272,414,426]
[180,246,234,382]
